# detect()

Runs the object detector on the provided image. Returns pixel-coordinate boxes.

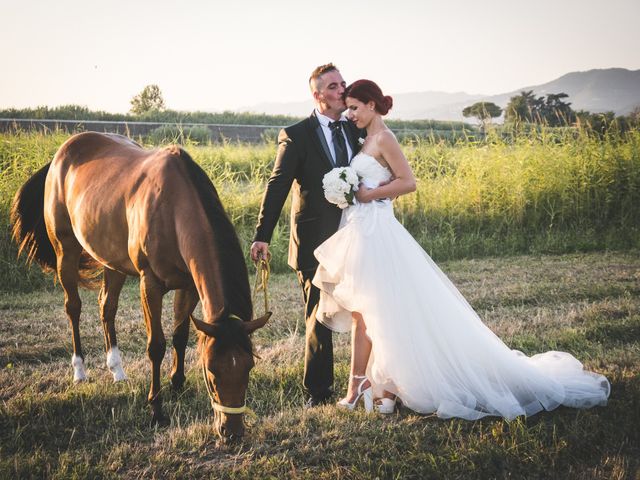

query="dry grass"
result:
[1,251,638,479]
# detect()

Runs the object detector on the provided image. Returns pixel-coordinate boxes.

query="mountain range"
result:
[242,68,640,122]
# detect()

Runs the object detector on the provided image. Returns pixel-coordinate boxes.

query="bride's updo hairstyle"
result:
[344,80,393,115]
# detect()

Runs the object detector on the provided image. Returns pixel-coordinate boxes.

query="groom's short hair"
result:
[309,63,339,93]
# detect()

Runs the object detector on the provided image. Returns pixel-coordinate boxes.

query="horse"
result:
[10,131,270,441]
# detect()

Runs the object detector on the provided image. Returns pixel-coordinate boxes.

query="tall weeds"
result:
[397,127,640,257]
[1,126,638,290]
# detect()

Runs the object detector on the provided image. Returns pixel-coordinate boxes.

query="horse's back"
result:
[45,132,195,278]
[46,132,153,228]
[51,132,144,171]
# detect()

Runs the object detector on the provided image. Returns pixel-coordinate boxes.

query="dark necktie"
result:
[328,121,349,167]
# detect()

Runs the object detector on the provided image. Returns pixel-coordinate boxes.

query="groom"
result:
[251,63,363,407]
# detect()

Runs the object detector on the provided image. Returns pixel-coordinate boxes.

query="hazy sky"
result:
[2,0,639,113]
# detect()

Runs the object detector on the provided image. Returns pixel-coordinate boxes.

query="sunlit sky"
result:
[2,0,639,114]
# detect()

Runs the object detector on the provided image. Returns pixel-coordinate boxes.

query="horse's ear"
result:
[192,317,220,337]
[243,312,272,334]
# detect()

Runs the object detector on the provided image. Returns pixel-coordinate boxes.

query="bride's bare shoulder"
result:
[377,129,399,147]
[377,129,403,155]
[361,130,399,166]
[367,129,397,150]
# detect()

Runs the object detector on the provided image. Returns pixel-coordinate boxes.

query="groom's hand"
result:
[355,184,373,203]
[251,241,270,262]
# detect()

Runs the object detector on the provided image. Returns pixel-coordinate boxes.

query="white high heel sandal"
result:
[337,375,374,412]
[375,397,397,414]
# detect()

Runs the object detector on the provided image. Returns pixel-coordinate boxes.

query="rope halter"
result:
[201,313,249,415]
[201,360,248,415]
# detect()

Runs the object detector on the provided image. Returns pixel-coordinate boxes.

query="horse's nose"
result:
[219,425,242,443]
[215,411,245,441]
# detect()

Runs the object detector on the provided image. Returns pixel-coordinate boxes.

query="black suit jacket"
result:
[254,111,364,271]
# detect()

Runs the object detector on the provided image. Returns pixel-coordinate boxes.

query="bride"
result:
[312,79,610,419]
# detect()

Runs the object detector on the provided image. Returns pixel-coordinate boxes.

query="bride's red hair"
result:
[344,80,393,115]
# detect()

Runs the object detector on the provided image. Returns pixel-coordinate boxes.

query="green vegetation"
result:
[0,105,301,127]
[1,126,639,290]
[400,127,640,260]
[148,124,213,145]
[505,91,576,126]
[463,101,503,131]
[0,105,473,135]
[129,84,166,115]
[0,125,638,477]
[502,91,640,136]
[0,252,638,478]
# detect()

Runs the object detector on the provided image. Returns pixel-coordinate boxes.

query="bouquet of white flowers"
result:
[322,166,360,209]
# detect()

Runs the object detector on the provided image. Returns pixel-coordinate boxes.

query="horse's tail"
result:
[10,162,57,275]
[10,162,102,288]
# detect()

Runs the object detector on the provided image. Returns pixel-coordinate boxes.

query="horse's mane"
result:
[177,148,253,323]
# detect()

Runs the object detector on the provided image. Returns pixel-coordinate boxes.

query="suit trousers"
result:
[297,268,334,399]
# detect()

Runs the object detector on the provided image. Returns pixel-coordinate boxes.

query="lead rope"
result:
[253,253,271,315]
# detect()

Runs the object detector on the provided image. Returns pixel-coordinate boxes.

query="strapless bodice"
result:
[350,153,393,189]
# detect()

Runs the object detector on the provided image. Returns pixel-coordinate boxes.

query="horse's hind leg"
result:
[99,268,128,382]
[171,288,199,391]
[56,243,86,382]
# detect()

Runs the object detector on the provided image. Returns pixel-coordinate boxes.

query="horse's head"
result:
[193,312,271,442]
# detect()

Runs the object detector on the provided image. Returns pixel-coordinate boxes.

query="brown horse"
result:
[11,132,270,440]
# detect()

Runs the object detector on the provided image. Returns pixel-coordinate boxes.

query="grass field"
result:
[1,251,638,479]
[0,129,639,478]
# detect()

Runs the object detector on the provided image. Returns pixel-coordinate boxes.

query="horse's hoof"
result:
[219,434,243,446]
[112,371,128,382]
[170,375,186,392]
[151,412,169,427]
[150,402,168,426]
[107,348,127,382]
[72,355,87,383]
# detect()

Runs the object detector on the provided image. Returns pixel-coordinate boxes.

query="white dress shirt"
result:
[315,109,353,166]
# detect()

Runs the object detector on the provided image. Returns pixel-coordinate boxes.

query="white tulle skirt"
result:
[313,200,610,420]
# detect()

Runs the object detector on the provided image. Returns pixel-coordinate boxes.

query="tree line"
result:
[463,91,640,135]
[1,85,470,134]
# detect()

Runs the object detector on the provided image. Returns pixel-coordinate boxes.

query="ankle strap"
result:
[351,375,367,379]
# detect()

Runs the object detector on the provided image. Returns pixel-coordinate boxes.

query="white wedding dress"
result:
[313,153,610,420]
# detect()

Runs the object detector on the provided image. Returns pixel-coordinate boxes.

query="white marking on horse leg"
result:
[106,346,127,382]
[72,354,87,383]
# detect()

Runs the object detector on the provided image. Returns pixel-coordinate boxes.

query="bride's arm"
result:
[355,131,416,203]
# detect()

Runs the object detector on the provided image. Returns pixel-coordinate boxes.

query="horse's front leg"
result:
[171,288,199,391]
[99,268,128,382]
[140,270,167,424]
